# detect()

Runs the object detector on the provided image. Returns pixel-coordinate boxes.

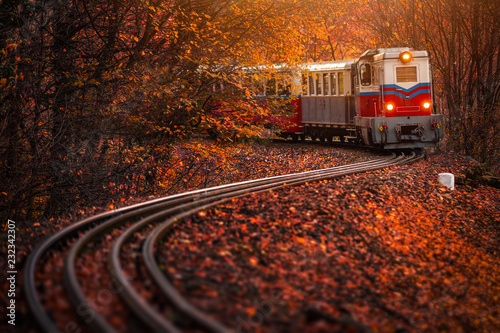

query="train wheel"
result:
[291,134,298,142]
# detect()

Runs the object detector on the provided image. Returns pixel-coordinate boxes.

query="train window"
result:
[275,72,292,96]
[241,76,252,94]
[316,74,322,95]
[302,75,308,95]
[278,82,291,96]
[308,75,314,95]
[257,81,266,96]
[252,78,264,96]
[266,78,277,96]
[248,74,265,96]
[396,66,417,82]
[338,72,344,95]
[323,73,329,95]
[373,65,380,86]
[330,73,337,95]
[360,63,372,86]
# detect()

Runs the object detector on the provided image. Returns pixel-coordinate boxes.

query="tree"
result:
[0,0,316,220]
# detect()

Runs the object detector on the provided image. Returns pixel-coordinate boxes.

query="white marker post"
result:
[438,173,455,191]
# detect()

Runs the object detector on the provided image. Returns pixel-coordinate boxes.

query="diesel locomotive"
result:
[258,47,444,149]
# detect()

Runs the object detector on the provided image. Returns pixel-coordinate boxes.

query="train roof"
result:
[241,60,354,74]
[303,59,355,72]
[358,48,429,61]
[374,49,429,60]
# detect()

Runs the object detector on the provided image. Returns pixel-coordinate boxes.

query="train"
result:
[250,47,444,150]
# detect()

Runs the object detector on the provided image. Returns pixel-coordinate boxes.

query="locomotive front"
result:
[354,48,444,149]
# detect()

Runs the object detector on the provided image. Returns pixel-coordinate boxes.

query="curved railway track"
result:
[24,151,423,333]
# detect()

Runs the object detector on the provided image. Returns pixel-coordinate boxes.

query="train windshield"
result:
[360,63,372,86]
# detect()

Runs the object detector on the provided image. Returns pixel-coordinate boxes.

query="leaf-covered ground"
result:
[0,142,378,332]
[2,143,499,332]
[161,152,500,332]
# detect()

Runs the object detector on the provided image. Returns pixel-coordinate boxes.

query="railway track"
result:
[23,151,423,333]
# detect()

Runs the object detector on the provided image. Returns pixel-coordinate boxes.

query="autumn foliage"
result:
[1,1,499,221]
[0,142,498,332]
[163,153,500,332]
[0,0,307,220]
[1,1,499,331]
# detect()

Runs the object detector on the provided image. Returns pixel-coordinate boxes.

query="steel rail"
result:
[108,156,399,333]
[23,189,227,333]
[23,151,421,333]
[65,154,400,332]
[140,153,415,333]
[24,156,390,332]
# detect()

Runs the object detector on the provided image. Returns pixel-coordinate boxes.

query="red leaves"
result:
[295,236,306,244]
[248,256,259,266]
[160,151,500,332]
[11,145,499,332]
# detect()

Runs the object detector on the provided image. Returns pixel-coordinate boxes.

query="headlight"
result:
[423,102,431,109]
[399,51,412,64]
[386,103,394,111]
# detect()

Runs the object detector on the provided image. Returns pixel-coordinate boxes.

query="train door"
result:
[357,61,378,117]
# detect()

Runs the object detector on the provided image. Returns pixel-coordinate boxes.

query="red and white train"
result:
[256,47,444,150]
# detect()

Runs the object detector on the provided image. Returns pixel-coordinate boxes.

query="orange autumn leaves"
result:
[161,153,500,332]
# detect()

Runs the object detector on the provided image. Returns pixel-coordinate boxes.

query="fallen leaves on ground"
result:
[161,152,500,332]
[4,145,499,332]
[1,142,375,332]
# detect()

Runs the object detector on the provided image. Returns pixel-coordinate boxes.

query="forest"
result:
[1,0,499,221]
